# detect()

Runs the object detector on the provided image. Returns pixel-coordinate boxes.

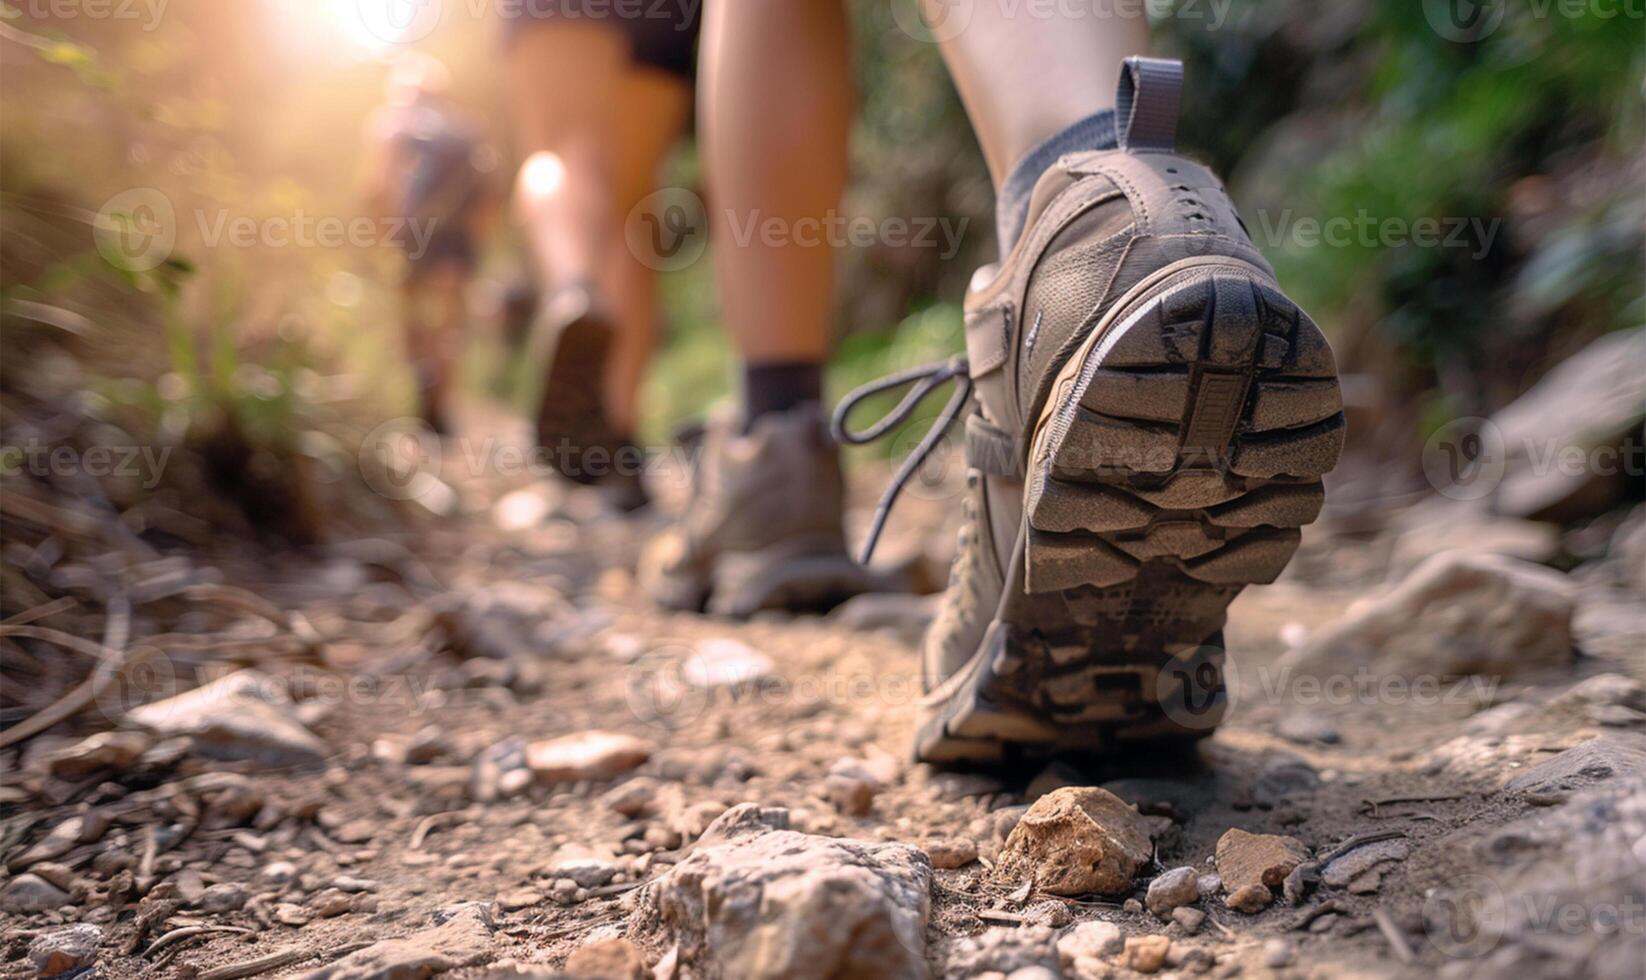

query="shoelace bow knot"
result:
[830,354,973,565]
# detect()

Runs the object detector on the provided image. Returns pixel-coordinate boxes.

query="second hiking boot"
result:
[638,404,876,617]
[530,284,620,482]
[839,58,1345,764]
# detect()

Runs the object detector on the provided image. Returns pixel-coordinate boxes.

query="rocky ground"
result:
[2,402,1644,979]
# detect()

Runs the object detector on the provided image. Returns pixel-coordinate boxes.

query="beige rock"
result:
[309,888,353,917]
[127,669,327,769]
[1215,828,1308,892]
[565,937,647,980]
[1171,906,1206,933]
[1280,552,1575,678]
[43,732,152,779]
[682,638,774,689]
[27,924,101,978]
[824,773,877,816]
[0,874,69,912]
[996,787,1151,896]
[923,837,979,870]
[634,804,929,979]
[1122,935,1171,974]
[1056,920,1122,978]
[495,887,541,911]
[1145,866,1201,918]
[526,731,652,783]
[8,819,85,872]
[274,903,312,927]
[600,777,660,818]
[303,903,493,979]
[1225,883,1272,914]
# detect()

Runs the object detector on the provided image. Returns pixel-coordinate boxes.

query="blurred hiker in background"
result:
[502,1,702,511]
[363,53,496,436]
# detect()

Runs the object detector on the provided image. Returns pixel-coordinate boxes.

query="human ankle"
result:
[740,361,824,433]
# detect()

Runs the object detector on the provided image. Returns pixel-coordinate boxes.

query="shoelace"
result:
[830,355,973,564]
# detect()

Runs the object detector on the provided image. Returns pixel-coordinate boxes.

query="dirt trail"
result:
[3,418,1643,980]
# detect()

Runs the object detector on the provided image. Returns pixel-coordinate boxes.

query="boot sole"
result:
[915,262,1344,764]
[533,312,618,487]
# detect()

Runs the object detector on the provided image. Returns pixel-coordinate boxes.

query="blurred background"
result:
[1,0,1641,548]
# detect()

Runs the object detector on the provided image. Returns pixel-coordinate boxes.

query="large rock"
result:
[1280,552,1575,678]
[995,787,1151,897]
[1387,507,1561,574]
[0,874,70,913]
[634,803,930,979]
[1505,737,1646,803]
[1418,775,1646,976]
[303,903,494,980]
[1489,326,1645,523]
[127,669,326,769]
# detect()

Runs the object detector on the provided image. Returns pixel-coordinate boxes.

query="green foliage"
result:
[1165,0,1643,415]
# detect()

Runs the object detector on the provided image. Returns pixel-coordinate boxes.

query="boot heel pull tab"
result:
[1116,56,1183,153]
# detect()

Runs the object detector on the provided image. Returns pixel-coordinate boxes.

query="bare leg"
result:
[602,68,691,439]
[505,23,627,295]
[699,0,851,366]
[926,0,1150,187]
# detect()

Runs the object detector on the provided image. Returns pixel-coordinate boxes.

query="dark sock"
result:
[996,109,1118,253]
[741,361,824,432]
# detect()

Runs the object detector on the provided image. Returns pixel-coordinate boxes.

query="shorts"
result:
[501,0,701,81]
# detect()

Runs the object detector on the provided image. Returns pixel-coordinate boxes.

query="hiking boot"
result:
[638,404,875,617]
[836,58,1345,764]
[529,283,622,486]
[413,360,453,437]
